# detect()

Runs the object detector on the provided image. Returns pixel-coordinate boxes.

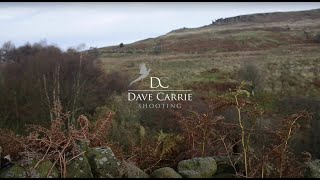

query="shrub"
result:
[171,82,311,178]
[277,96,320,158]
[94,93,142,153]
[128,127,184,173]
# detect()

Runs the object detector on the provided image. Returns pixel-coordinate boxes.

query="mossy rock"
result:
[123,161,149,178]
[25,159,59,178]
[87,147,122,178]
[66,155,93,178]
[0,165,27,178]
[150,167,182,178]
[177,157,217,178]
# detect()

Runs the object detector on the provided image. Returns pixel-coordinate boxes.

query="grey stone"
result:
[87,147,122,178]
[123,161,149,178]
[150,167,182,178]
[177,157,217,178]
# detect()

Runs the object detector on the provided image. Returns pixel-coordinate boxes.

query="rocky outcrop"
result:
[177,157,217,178]
[0,144,123,178]
[150,167,182,178]
[211,8,320,26]
[0,146,241,179]
[0,143,247,179]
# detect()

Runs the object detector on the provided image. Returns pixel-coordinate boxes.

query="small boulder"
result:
[305,159,320,178]
[150,167,182,178]
[0,164,27,178]
[66,155,93,178]
[24,159,60,178]
[177,157,217,178]
[123,161,149,178]
[87,147,122,178]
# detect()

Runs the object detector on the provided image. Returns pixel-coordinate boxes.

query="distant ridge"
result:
[167,8,320,35]
[97,8,320,54]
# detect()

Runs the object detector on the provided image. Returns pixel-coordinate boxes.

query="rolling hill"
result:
[93,8,320,100]
[97,8,320,54]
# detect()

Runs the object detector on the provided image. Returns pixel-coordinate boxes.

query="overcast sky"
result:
[1,2,320,50]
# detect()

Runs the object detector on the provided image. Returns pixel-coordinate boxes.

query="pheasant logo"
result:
[128,63,151,87]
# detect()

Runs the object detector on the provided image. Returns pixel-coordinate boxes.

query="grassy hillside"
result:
[93,8,320,100]
[98,8,320,53]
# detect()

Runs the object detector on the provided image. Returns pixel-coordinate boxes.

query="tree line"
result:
[0,41,115,133]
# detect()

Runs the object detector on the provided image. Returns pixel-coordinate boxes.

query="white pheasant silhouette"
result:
[128,63,151,87]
